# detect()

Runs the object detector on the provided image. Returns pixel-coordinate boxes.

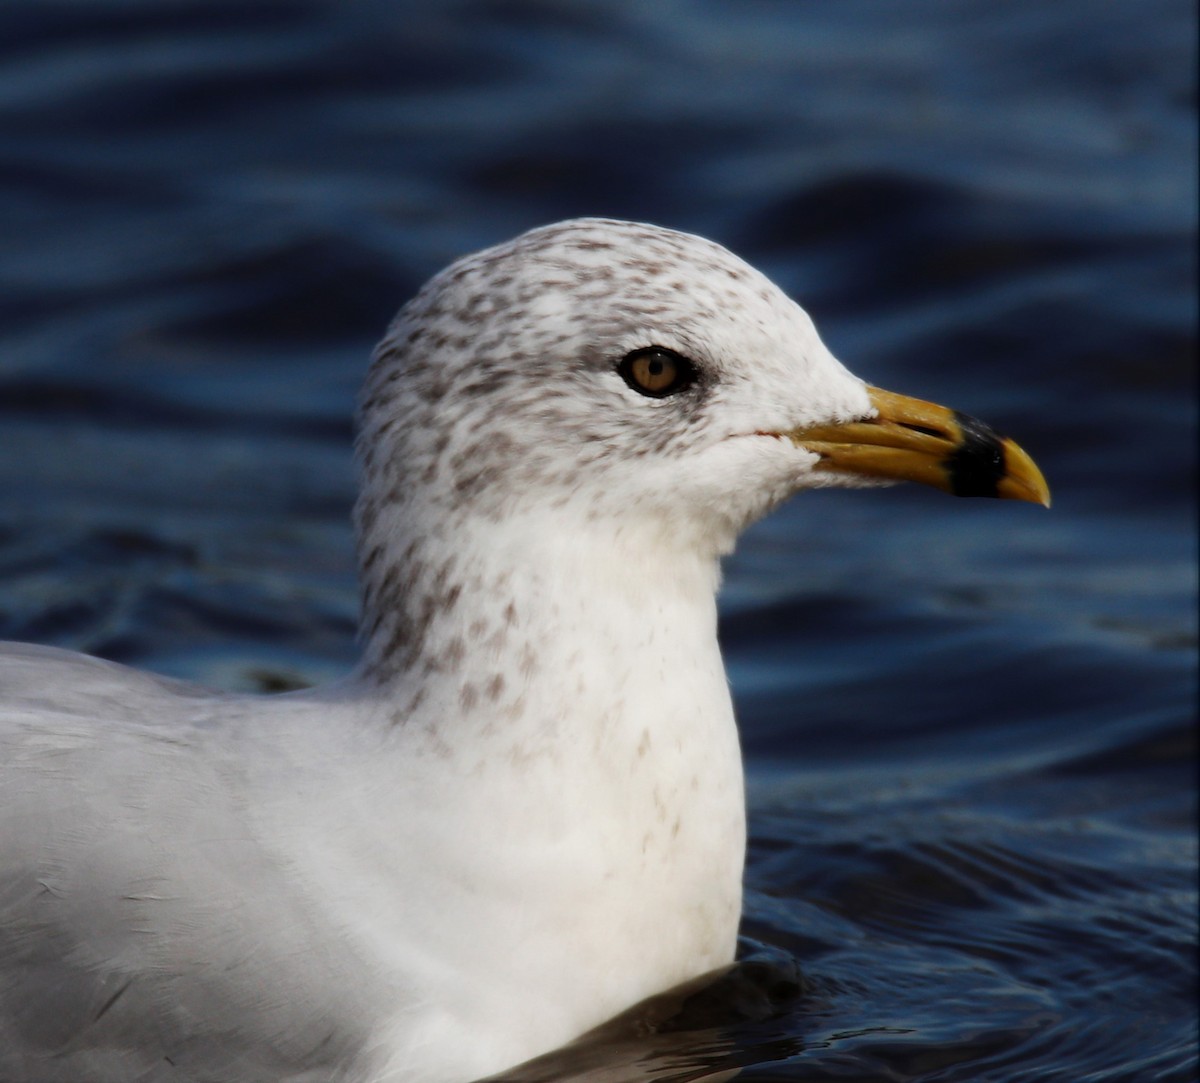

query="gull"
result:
[0,219,1049,1083]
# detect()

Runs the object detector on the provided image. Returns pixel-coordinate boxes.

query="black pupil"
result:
[619,346,694,397]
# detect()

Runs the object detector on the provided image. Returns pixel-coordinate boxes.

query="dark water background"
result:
[0,2,1195,1080]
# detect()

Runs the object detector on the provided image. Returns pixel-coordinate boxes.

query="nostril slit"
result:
[901,423,943,438]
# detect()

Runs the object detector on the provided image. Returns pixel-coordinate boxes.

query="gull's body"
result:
[0,220,1047,1083]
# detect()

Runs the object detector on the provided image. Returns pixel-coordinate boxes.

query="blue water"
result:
[0,2,1194,1080]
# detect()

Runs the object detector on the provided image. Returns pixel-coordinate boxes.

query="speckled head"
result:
[355,219,869,546]
[350,218,1048,682]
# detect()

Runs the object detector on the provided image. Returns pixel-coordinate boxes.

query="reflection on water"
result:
[0,1,1194,1080]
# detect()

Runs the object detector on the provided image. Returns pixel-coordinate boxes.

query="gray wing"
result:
[0,643,367,1082]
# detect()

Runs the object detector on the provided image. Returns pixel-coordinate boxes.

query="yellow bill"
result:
[790,386,1051,507]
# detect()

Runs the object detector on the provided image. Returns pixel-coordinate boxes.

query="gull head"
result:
[356,218,1048,567]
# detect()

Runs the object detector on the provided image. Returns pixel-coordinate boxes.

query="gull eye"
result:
[618,347,696,398]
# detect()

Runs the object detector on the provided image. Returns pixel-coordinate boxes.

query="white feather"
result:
[0,219,873,1082]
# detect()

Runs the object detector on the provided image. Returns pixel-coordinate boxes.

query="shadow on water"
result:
[486,945,805,1082]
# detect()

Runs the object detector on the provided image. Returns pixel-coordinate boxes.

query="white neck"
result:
[313,507,747,1065]
[354,497,725,697]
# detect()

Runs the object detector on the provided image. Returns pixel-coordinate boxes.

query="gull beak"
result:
[789,386,1051,507]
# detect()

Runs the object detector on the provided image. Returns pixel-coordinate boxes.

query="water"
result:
[0,2,1194,1080]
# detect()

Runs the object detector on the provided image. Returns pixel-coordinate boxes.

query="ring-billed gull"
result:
[0,219,1049,1083]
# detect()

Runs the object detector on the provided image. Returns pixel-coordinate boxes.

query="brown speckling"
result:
[442,637,465,667]
[518,644,538,679]
[351,216,847,682]
[421,722,455,759]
